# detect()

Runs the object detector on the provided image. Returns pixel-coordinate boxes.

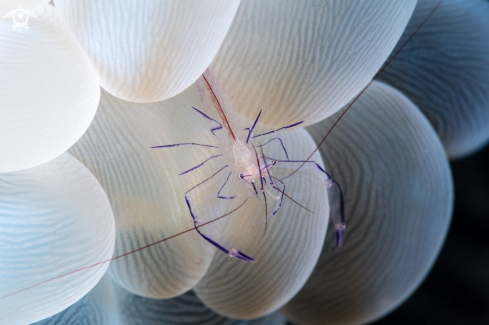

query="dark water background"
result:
[371,144,489,324]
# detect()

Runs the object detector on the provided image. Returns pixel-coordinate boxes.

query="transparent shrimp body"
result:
[151,69,345,262]
[195,70,284,217]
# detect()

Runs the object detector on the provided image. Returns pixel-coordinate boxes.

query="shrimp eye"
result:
[239,174,245,179]
[272,160,277,165]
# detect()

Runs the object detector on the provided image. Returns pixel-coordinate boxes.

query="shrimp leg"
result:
[185,166,255,262]
[272,159,346,249]
[179,154,223,175]
[252,121,304,139]
[256,137,290,161]
[150,141,222,176]
[191,106,223,136]
[266,176,285,219]
[217,172,237,199]
[150,143,218,149]
[245,109,262,143]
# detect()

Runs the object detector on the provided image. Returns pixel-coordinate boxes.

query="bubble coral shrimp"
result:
[151,69,345,262]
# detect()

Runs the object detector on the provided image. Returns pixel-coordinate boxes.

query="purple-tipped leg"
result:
[217,172,237,199]
[228,247,255,262]
[270,159,346,249]
[179,154,223,175]
[246,109,262,144]
[191,106,223,136]
[150,143,218,149]
[252,121,304,139]
[256,137,290,161]
[185,165,255,262]
[267,176,285,219]
[326,177,346,249]
[335,223,346,249]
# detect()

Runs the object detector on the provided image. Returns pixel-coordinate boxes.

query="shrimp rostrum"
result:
[151,69,345,262]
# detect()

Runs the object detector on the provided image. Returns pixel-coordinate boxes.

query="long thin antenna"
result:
[0,197,249,301]
[263,191,268,235]
[273,186,315,214]
[251,142,268,234]
[202,74,236,142]
[257,142,271,235]
[258,144,315,215]
[285,0,444,179]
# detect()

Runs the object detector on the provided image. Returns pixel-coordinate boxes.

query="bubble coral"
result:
[378,0,489,159]
[1,0,485,324]
[0,3,99,172]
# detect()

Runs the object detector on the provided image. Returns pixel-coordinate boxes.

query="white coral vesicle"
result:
[0,153,115,325]
[0,3,100,173]
[54,0,240,103]
[211,0,418,128]
[378,0,489,159]
[69,86,221,299]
